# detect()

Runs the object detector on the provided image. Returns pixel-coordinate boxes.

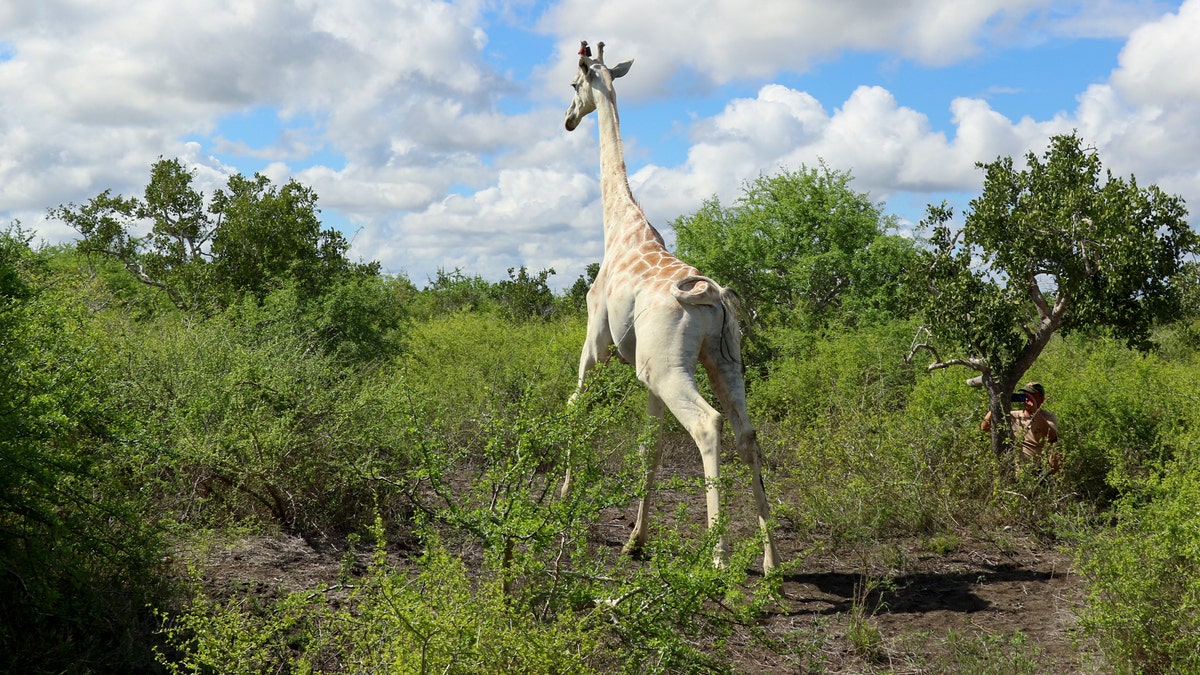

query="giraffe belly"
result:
[612,325,637,364]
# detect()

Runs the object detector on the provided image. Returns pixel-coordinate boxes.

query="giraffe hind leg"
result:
[646,368,730,567]
[704,355,780,572]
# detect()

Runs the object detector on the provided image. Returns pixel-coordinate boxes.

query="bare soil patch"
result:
[748,532,1093,672]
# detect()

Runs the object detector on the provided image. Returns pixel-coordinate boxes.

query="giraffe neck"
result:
[592,78,657,253]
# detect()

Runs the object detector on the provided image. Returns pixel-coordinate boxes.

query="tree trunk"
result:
[982,372,1015,458]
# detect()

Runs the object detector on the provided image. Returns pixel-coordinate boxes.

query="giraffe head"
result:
[565,40,633,131]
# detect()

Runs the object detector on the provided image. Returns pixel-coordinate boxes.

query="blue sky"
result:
[2,0,1196,289]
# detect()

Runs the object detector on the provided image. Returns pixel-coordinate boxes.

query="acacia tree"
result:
[50,158,211,309]
[209,172,371,303]
[911,133,1197,457]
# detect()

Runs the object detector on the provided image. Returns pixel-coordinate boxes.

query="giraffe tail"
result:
[716,286,747,366]
[671,275,723,306]
[674,276,746,366]
[719,286,746,329]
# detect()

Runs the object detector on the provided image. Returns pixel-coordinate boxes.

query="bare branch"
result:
[83,243,189,310]
[905,341,941,365]
[1027,271,1051,320]
[906,341,988,376]
[925,356,988,373]
[905,326,937,364]
[1052,289,1069,321]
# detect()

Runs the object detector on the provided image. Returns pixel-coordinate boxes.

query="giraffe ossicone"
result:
[562,40,780,573]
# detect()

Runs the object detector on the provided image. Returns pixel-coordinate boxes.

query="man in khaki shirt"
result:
[981,382,1060,473]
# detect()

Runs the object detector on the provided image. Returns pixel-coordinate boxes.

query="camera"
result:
[1011,393,1027,403]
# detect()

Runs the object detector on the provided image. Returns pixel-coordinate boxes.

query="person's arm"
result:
[1046,413,1062,473]
[980,410,993,431]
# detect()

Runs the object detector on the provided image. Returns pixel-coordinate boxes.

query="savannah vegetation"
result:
[3,133,1199,673]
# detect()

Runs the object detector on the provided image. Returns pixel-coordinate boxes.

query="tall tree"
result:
[210,172,371,302]
[672,163,919,363]
[910,133,1197,457]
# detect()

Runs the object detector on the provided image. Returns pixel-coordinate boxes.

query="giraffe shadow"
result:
[776,563,1055,616]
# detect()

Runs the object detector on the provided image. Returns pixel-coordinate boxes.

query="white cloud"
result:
[1081,0,1200,198]
[1112,1,1200,105]
[351,164,601,284]
[626,84,1034,231]
[1046,0,1181,39]
[3,0,1198,293]
[537,0,1050,95]
[0,0,501,226]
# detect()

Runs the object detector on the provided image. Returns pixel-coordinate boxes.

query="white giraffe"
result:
[563,41,779,572]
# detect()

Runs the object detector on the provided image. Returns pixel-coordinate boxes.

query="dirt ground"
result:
[198,527,1096,673]
[196,446,1102,674]
[738,531,1093,672]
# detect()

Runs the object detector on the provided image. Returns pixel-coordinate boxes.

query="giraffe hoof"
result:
[621,543,650,561]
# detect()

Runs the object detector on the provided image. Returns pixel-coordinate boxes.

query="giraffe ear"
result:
[610,59,633,78]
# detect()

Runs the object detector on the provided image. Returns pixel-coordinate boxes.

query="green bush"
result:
[593,511,786,674]
[760,323,1200,542]
[158,350,788,673]
[341,534,603,674]
[161,535,606,674]
[393,312,627,444]
[751,320,918,423]
[310,273,410,363]
[1036,336,1194,504]
[119,289,403,537]
[158,582,327,674]
[756,321,998,538]
[0,229,171,672]
[1078,451,1200,673]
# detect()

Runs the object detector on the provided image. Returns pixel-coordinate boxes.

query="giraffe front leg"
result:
[649,361,730,568]
[624,393,665,559]
[561,334,609,498]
